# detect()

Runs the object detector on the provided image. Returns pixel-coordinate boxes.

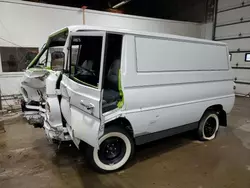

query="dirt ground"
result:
[0,97,250,188]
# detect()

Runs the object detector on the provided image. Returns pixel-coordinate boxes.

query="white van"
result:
[24,25,235,172]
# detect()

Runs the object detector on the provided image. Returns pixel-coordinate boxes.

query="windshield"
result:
[27,28,68,70]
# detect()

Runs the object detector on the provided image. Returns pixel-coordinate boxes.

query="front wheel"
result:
[198,110,219,141]
[85,126,134,173]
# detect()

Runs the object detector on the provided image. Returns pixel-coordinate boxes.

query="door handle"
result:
[80,100,95,110]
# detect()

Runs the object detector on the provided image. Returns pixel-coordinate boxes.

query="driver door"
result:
[60,31,106,148]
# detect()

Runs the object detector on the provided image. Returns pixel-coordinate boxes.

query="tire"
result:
[198,110,219,141]
[84,126,134,173]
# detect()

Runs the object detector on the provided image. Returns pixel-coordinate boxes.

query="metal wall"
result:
[215,0,250,96]
[84,9,203,38]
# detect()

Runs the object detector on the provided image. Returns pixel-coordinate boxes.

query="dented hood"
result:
[21,69,50,89]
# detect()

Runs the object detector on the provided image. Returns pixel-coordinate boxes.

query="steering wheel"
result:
[75,66,96,76]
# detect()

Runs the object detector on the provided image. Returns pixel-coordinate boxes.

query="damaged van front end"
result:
[20,28,68,128]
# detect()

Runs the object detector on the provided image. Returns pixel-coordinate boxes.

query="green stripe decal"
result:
[117,69,124,108]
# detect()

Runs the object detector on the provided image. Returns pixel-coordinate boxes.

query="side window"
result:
[103,34,122,90]
[44,47,64,71]
[102,34,123,113]
[51,51,64,71]
[70,36,103,88]
[70,45,80,75]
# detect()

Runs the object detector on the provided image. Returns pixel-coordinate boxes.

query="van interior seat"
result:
[103,59,121,112]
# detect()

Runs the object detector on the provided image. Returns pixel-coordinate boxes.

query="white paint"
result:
[21,69,48,102]
[119,33,234,136]
[51,26,234,144]
[43,72,71,142]
[135,37,228,72]
[31,26,235,172]
[60,74,101,147]
[45,71,62,125]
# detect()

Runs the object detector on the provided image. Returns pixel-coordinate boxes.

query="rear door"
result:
[60,31,106,147]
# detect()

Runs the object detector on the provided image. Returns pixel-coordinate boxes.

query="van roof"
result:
[52,25,226,46]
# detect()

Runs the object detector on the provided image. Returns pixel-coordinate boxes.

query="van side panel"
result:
[135,37,229,72]
[121,35,235,143]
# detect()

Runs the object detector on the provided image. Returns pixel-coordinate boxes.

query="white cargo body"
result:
[24,25,234,172]
[122,34,234,144]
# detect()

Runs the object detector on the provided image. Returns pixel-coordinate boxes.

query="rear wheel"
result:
[198,110,219,141]
[85,126,134,173]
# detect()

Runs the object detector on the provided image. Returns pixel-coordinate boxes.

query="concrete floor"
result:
[0,97,250,188]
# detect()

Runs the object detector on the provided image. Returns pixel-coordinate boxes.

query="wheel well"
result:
[206,104,227,126]
[104,117,134,137]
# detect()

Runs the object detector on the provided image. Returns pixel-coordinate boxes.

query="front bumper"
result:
[21,99,46,112]
[44,121,71,143]
[22,99,45,126]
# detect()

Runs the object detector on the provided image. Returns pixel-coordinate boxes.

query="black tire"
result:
[198,110,219,141]
[84,126,134,173]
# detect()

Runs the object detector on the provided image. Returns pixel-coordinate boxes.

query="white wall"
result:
[0,0,83,96]
[0,0,204,49]
[200,22,213,40]
[0,0,83,48]
[84,9,203,38]
[216,0,250,95]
